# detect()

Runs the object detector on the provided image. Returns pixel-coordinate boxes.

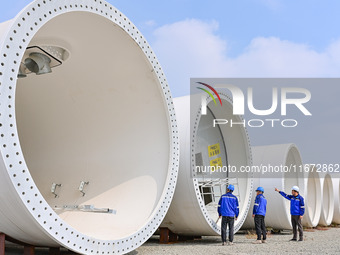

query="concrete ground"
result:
[128,227,340,255]
[4,227,340,255]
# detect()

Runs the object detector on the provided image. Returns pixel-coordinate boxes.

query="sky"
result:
[1,1,340,97]
[0,0,339,164]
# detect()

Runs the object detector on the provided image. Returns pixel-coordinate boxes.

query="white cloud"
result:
[231,37,333,77]
[144,20,157,27]
[151,19,340,96]
[152,19,231,96]
[150,19,340,165]
[256,0,283,10]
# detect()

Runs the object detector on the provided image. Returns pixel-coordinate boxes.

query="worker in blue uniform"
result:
[218,184,239,246]
[252,186,267,244]
[275,186,305,241]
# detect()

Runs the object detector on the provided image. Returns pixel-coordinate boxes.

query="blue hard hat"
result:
[227,184,235,191]
[256,187,264,192]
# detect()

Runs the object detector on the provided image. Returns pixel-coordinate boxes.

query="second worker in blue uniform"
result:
[252,187,267,244]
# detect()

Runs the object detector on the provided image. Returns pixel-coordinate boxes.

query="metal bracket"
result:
[54,205,116,214]
[51,183,62,198]
[78,181,89,196]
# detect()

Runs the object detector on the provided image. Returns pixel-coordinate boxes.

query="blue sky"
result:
[114,0,340,56]
[3,1,339,55]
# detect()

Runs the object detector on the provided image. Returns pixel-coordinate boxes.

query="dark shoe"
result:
[290,239,297,241]
[298,238,303,241]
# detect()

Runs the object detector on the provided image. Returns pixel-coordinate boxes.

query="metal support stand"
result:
[159,227,178,244]
[0,232,67,255]
[23,245,35,255]
[159,228,202,244]
[0,233,5,255]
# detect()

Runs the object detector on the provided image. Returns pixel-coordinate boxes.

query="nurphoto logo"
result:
[197,82,312,128]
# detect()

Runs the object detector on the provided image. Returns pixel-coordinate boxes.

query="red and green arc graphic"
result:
[196,82,223,106]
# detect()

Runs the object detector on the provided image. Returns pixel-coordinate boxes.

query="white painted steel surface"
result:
[0,1,179,254]
[161,93,253,236]
[302,165,321,228]
[332,177,340,224]
[319,173,334,226]
[242,144,304,230]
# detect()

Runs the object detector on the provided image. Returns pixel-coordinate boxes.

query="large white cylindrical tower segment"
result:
[161,93,253,236]
[0,1,179,254]
[242,144,304,230]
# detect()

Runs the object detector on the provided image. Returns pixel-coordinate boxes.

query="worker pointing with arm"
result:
[252,187,267,244]
[217,184,239,246]
[275,186,305,241]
